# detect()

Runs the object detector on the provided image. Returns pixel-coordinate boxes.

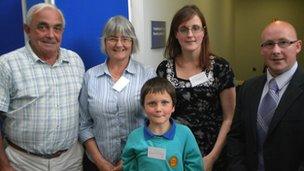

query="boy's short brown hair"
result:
[140,77,176,107]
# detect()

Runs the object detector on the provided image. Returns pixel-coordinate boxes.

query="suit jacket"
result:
[227,67,304,171]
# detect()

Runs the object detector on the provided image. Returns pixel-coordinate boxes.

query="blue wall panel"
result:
[56,1,129,70]
[0,1,24,55]
[26,0,44,11]
[0,1,129,70]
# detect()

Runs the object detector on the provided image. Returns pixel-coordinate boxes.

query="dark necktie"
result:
[257,78,279,171]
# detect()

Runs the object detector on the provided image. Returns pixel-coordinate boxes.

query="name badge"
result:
[189,72,209,87]
[147,146,166,160]
[113,76,130,92]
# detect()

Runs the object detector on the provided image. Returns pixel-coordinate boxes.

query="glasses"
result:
[106,36,132,46]
[178,25,204,36]
[261,40,298,49]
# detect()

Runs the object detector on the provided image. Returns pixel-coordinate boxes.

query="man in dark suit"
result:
[227,20,304,171]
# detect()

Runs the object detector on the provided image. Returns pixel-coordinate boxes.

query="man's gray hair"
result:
[25,3,65,28]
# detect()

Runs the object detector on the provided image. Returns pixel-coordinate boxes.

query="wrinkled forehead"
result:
[32,7,63,23]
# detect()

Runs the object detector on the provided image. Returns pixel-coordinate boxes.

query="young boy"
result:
[122,77,204,171]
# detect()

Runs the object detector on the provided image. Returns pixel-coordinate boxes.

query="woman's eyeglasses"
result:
[106,36,132,46]
[178,25,205,36]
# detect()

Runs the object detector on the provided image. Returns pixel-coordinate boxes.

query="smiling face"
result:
[175,15,204,54]
[24,7,64,59]
[260,21,302,76]
[105,33,133,62]
[144,91,175,128]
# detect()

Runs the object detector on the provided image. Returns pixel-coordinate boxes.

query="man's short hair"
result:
[25,3,65,28]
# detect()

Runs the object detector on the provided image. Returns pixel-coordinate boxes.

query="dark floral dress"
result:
[156,55,235,170]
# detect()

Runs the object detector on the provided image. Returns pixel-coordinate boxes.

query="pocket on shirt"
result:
[9,85,48,114]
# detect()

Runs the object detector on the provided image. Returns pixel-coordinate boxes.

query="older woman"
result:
[79,16,155,171]
[156,5,236,171]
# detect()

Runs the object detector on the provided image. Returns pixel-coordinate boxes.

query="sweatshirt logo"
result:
[168,156,178,168]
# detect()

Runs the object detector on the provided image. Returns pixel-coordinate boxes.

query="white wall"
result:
[129,0,235,73]
[130,0,304,81]
[129,0,192,68]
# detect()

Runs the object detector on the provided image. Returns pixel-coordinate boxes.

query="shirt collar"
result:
[266,62,297,90]
[95,58,137,78]
[25,42,69,65]
[125,58,137,74]
[143,118,176,140]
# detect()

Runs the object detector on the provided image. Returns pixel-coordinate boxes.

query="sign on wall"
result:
[151,21,166,49]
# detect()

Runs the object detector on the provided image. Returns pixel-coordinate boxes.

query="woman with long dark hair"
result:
[157,5,236,171]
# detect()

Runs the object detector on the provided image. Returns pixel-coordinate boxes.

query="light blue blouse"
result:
[79,59,155,163]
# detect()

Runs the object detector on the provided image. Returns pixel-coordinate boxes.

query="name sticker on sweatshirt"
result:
[147,146,166,160]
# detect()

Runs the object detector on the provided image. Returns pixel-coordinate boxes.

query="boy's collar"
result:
[143,118,176,140]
